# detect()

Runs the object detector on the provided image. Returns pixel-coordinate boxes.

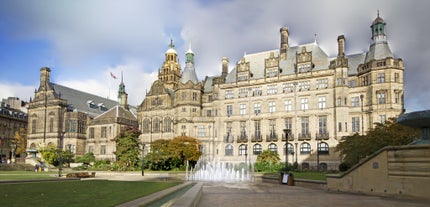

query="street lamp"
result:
[283,129,291,172]
[58,131,65,177]
[141,143,146,176]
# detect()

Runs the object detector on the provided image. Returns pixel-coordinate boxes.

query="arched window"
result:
[284,143,294,155]
[31,119,37,134]
[319,163,328,171]
[302,162,309,170]
[30,143,36,149]
[253,144,262,155]
[300,142,311,154]
[268,143,278,154]
[239,144,247,156]
[318,142,329,155]
[225,144,233,156]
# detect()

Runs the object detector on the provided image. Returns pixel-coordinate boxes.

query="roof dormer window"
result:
[87,100,97,109]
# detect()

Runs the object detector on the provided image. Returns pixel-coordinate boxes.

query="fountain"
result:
[186,156,254,182]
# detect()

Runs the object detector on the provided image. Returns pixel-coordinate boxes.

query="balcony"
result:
[316,133,330,140]
[266,132,278,142]
[251,134,262,142]
[281,133,294,141]
[237,133,248,143]
[224,133,234,143]
[298,133,311,140]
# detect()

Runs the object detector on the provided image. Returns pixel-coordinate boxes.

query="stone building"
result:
[138,14,404,170]
[26,67,137,159]
[0,98,28,162]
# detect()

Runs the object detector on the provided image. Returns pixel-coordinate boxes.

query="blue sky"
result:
[0,0,429,112]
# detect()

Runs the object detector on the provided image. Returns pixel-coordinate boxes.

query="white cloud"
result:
[0,83,34,102]
[1,0,430,112]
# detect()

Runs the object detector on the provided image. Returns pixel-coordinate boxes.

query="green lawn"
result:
[290,171,327,180]
[0,171,57,180]
[0,180,181,207]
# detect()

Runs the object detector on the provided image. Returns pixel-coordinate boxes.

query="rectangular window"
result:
[182,92,186,101]
[301,98,309,110]
[240,104,246,115]
[379,114,386,124]
[240,121,246,138]
[394,73,400,83]
[395,91,401,104]
[377,91,386,104]
[301,116,309,136]
[192,108,197,112]
[71,120,77,132]
[298,81,310,91]
[338,122,342,132]
[254,120,261,139]
[348,80,356,87]
[100,145,106,155]
[254,103,261,114]
[282,83,294,93]
[182,108,186,112]
[89,128,95,138]
[238,88,249,98]
[284,117,292,130]
[318,96,326,109]
[207,110,212,117]
[316,78,328,89]
[352,117,360,132]
[226,105,233,117]
[208,95,213,102]
[101,127,107,138]
[318,116,327,135]
[225,90,234,99]
[252,87,262,96]
[267,84,277,95]
[284,99,292,112]
[351,96,360,107]
[377,73,385,83]
[198,125,206,137]
[192,92,197,101]
[269,101,276,113]
[88,145,94,153]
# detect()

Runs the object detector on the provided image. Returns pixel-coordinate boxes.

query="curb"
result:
[116,182,194,207]
[171,182,203,207]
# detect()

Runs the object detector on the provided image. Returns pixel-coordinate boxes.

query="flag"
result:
[110,72,117,79]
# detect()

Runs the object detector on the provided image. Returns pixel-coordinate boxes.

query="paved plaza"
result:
[197,182,429,207]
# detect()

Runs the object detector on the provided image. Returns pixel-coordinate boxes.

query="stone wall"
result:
[327,144,430,199]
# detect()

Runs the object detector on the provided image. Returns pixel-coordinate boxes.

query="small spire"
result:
[377,9,380,18]
[169,35,174,49]
[314,33,318,44]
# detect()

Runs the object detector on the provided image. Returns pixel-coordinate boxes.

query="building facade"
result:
[138,14,404,170]
[0,98,28,162]
[26,67,137,159]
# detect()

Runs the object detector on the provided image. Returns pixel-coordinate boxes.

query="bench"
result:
[66,172,96,178]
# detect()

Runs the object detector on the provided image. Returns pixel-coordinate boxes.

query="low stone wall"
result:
[327,144,430,200]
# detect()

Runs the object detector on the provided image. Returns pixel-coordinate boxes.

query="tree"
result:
[254,150,283,172]
[114,126,142,171]
[336,117,419,169]
[14,128,27,157]
[145,136,202,170]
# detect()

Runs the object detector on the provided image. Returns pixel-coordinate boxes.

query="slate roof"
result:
[181,62,199,84]
[51,83,119,117]
[93,105,137,122]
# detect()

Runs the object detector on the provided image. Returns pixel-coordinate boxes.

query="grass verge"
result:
[0,180,180,207]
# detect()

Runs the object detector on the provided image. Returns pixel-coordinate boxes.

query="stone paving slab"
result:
[197,182,430,207]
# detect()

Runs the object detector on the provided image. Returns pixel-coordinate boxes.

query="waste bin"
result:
[280,172,294,186]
